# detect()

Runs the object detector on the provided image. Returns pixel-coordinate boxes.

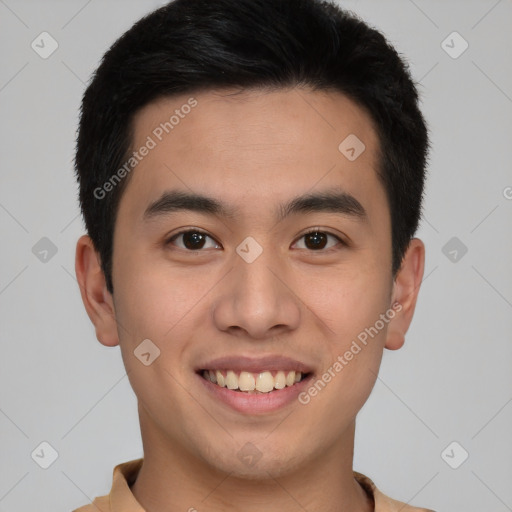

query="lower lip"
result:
[197,372,313,414]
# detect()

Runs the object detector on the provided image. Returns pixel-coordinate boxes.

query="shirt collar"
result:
[107,458,429,512]
[109,458,145,511]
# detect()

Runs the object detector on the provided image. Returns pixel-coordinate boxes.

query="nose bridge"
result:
[213,235,301,338]
[235,238,282,314]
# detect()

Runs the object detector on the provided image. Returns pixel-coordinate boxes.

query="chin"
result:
[200,438,310,481]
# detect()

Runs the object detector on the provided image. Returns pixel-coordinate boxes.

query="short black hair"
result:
[75,0,429,294]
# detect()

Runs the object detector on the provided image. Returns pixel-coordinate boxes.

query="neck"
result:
[131,407,373,512]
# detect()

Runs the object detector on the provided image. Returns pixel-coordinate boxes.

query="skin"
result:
[75,87,425,512]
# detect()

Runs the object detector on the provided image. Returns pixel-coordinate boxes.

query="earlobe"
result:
[384,238,425,351]
[385,328,405,351]
[75,234,120,347]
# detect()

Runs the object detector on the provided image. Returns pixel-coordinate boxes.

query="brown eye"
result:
[167,230,220,251]
[293,230,344,251]
[304,231,328,250]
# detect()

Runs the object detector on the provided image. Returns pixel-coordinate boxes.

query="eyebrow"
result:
[142,187,368,224]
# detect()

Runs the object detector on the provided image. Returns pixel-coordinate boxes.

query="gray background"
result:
[1,0,511,510]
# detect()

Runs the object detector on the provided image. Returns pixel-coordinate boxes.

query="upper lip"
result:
[196,355,314,374]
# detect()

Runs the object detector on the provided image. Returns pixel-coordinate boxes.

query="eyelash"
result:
[165,228,346,253]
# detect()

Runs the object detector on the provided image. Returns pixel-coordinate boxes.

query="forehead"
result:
[133,87,379,157]
[119,87,384,223]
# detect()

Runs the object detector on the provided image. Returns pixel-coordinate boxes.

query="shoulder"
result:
[71,458,144,512]
[354,471,436,512]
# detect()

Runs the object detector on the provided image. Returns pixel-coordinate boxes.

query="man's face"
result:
[109,88,395,476]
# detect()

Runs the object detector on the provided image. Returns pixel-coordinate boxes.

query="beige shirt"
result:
[72,458,435,512]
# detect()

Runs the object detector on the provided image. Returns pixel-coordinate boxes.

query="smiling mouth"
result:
[200,369,310,393]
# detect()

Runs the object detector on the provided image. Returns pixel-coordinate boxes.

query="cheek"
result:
[113,247,208,341]
[335,286,391,352]
[298,264,391,407]
[300,261,392,341]
[111,255,207,426]
[111,253,202,395]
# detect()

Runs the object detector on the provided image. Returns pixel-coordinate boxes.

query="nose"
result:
[211,241,301,341]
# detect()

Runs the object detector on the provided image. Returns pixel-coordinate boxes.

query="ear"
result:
[75,234,119,347]
[385,238,425,350]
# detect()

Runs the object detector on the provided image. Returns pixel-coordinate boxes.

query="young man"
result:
[72,0,434,510]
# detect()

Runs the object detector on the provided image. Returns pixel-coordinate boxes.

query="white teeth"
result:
[225,370,238,390]
[274,371,286,389]
[255,371,274,392]
[215,370,225,387]
[239,371,256,391]
[204,369,304,393]
[285,371,296,387]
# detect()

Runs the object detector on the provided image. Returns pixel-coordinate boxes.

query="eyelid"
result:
[295,226,345,240]
[165,227,347,251]
[165,227,222,249]
[292,227,347,250]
